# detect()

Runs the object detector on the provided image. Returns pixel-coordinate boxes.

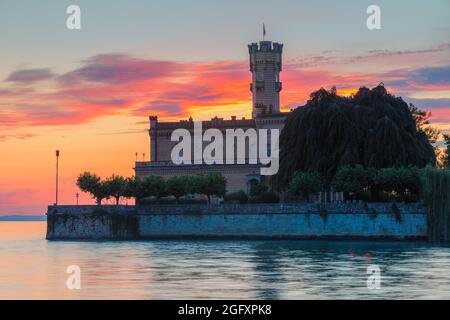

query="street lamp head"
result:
[56,150,60,157]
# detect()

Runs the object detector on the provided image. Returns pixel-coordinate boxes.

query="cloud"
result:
[134,100,183,115]
[286,43,450,70]
[1,49,450,131]
[58,54,181,84]
[0,133,38,142]
[6,68,54,83]
[410,65,450,85]
[403,98,450,109]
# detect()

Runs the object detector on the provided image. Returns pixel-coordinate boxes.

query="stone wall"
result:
[46,203,427,240]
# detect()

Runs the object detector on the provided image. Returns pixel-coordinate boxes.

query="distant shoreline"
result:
[0,215,46,221]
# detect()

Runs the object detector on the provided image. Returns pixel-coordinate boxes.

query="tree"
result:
[104,175,127,205]
[183,175,200,195]
[123,176,138,200]
[374,167,400,195]
[443,133,450,169]
[408,103,440,142]
[197,173,227,203]
[76,172,109,205]
[277,85,436,189]
[288,171,323,199]
[139,176,166,199]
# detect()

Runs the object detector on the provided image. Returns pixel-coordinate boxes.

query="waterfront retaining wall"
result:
[46,203,427,240]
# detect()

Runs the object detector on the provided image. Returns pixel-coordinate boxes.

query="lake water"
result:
[1,221,450,299]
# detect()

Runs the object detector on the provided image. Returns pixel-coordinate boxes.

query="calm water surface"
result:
[1,221,450,299]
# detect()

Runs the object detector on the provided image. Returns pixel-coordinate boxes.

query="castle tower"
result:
[248,41,283,118]
[149,116,158,162]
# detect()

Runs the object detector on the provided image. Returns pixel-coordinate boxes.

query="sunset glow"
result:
[1,0,449,215]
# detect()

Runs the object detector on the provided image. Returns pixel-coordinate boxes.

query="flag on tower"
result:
[263,23,266,39]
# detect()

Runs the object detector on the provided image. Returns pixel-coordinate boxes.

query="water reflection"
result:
[0,222,449,299]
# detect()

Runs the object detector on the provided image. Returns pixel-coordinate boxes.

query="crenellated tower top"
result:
[248,41,283,118]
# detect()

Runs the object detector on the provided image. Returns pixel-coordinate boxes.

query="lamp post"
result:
[76,193,79,205]
[55,150,60,206]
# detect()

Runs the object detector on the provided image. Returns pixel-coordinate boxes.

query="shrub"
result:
[331,165,376,200]
[224,191,248,204]
[374,166,422,201]
[250,191,279,203]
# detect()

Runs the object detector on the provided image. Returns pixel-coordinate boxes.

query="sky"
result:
[0,0,449,215]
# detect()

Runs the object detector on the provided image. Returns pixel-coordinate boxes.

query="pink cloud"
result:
[1,52,450,135]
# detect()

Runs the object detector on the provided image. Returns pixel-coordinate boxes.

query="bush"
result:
[249,182,268,197]
[331,165,375,200]
[374,166,422,201]
[224,191,248,204]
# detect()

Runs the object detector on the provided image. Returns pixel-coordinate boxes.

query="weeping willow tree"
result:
[277,85,436,188]
[422,168,450,243]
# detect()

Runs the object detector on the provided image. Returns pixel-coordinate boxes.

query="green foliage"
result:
[104,175,127,205]
[249,182,268,197]
[196,172,227,203]
[136,176,166,200]
[76,172,228,205]
[249,191,280,203]
[375,167,400,194]
[224,190,248,204]
[422,167,450,242]
[375,166,421,200]
[183,175,201,195]
[166,176,189,201]
[288,171,323,199]
[331,165,375,195]
[443,133,450,168]
[76,172,110,205]
[123,176,138,199]
[277,85,436,188]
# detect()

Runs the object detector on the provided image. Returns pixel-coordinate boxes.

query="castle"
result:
[134,40,291,193]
